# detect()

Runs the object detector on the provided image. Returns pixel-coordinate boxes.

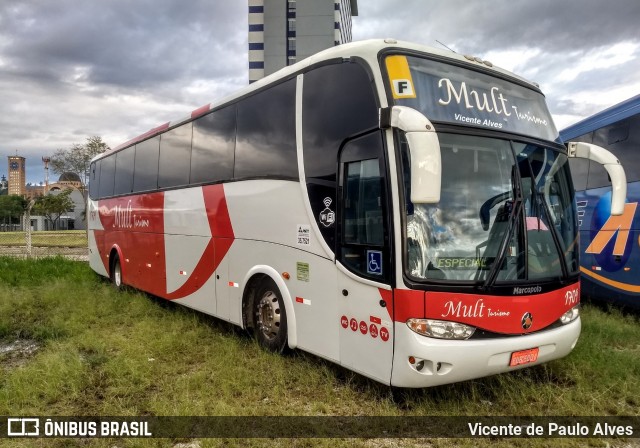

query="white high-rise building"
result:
[249,0,358,83]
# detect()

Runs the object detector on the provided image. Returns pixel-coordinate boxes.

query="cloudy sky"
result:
[1,0,639,184]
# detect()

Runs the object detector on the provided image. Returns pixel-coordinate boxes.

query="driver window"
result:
[339,132,389,282]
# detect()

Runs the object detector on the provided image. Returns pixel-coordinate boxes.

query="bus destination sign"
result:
[387,55,559,142]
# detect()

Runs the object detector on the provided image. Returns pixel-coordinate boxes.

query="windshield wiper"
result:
[531,182,569,278]
[525,156,569,279]
[481,198,522,290]
[481,160,524,290]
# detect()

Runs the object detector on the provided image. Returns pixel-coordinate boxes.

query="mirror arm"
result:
[567,142,627,215]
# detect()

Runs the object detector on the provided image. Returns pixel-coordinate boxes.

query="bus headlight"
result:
[406,318,476,340]
[560,305,580,324]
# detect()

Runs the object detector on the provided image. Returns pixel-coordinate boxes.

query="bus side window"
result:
[98,155,115,198]
[302,60,379,251]
[133,137,160,193]
[235,78,297,180]
[594,116,640,184]
[158,124,192,189]
[568,158,589,191]
[566,131,592,191]
[191,105,236,185]
[114,147,135,195]
[89,161,100,199]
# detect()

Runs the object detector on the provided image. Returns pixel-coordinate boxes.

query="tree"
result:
[50,136,110,189]
[33,189,74,230]
[0,195,26,230]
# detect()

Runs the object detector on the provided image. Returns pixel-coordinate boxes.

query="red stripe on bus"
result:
[191,104,211,118]
[111,122,171,152]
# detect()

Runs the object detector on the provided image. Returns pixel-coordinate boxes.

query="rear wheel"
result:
[110,254,123,289]
[253,278,288,353]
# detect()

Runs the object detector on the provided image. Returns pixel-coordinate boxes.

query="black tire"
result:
[110,254,124,290]
[253,278,288,353]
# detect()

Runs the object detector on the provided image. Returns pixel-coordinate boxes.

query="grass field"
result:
[0,257,638,447]
[0,230,87,247]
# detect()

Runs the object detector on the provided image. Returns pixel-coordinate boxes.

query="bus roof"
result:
[96,39,540,161]
[560,94,640,141]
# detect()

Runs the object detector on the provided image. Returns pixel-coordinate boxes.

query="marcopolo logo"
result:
[512,286,542,295]
[521,312,533,330]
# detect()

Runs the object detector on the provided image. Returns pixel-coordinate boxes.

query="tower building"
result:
[7,156,26,197]
[249,0,358,83]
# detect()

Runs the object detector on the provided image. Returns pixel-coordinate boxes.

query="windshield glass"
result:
[401,132,578,283]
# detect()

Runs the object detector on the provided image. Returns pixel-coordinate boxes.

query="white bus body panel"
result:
[391,318,581,388]
[223,180,341,360]
[337,265,394,384]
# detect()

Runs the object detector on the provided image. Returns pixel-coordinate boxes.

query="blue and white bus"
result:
[561,95,640,310]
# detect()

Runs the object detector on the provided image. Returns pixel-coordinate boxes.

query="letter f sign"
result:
[393,79,415,98]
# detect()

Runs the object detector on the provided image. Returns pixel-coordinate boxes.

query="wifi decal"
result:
[319,197,335,227]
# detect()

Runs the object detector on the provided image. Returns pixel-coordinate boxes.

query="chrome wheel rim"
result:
[114,262,122,287]
[256,290,281,340]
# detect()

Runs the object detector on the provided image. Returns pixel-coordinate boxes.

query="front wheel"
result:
[110,254,123,289]
[253,278,288,353]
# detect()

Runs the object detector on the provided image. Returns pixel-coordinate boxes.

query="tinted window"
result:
[303,62,378,181]
[564,131,592,191]
[191,105,236,184]
[235,79,297,179]
[159,124,192,188]
[592,115,640,184]
[133,137,160,192]
[89,161,99,199]
[98,155,115,198]
[302,61,379,251]
[568,158,589,191]
[114,147,135,195]
[343,159,384,246]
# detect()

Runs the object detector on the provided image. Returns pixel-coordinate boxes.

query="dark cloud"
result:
[354,0,640,54]
[1,0,639,184]
[1,1,245,89]
[0,0,248,182]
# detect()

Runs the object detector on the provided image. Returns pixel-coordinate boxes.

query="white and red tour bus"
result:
[87,40,627,387]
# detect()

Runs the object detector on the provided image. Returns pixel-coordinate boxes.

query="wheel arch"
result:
[240,265,297,350]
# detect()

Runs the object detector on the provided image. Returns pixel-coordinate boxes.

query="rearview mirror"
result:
[567,142,627,215]
[388,106,441,203]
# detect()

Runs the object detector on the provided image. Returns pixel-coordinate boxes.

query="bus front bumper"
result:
[390,317,581,388]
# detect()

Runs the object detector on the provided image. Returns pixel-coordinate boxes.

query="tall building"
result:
[249,0,358,83]
[7,156,26,196]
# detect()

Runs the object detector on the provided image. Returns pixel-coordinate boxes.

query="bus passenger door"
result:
[337,132,394,385]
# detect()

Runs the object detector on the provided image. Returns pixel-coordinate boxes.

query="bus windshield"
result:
[402,133,579,283]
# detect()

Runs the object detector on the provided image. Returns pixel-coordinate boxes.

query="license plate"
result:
[509,348,539,367]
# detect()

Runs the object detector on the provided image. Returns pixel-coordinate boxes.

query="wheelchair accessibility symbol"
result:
[367,250,383,275]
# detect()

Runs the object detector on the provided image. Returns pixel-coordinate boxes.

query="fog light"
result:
[560,305,580,324]
[406,318,475,340]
